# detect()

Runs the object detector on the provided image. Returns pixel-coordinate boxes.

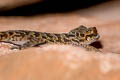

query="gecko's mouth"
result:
[86,40,96,45]
[95,34,100,40]
[86,34,100,45]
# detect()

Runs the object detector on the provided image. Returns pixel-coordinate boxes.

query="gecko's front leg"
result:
[10,41,34,50]
[10,44,22,50]
[81,44,101,52]
[0,41,23,50]
[11,41,47,50]
[72,43,101,52]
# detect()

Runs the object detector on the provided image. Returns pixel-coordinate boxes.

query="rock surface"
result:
[0,0,120,80]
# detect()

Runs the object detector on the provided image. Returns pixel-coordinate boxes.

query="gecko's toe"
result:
[10,46,22,50]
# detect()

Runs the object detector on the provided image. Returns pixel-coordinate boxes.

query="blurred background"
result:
[0,0,120,80]
[0,0,109,16]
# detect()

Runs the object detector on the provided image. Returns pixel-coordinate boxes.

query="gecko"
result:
[0,25,100,51]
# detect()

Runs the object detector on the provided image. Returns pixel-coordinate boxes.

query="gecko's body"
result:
[0,25,100,51]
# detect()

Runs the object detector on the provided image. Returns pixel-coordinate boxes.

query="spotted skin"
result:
[0,25,100,51]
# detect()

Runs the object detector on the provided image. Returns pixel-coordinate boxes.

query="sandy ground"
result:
[0,0,120,80]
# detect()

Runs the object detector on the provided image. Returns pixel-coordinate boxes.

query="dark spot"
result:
[8,32,14,35]
[76,33,79,37]
[64,38,70,42]
[67,34,75,37]
[34,42,47,47]
[46,33,53,39]
[80,34,84,37]
[72,39,79,43]
[1,32,8,38]
[42,35,46,39]
[86,34,94,38]
[34,32,40,37]
[54,34,62,42]
[79,39,85,42]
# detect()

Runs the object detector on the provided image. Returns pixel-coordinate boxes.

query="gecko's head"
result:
[69,25,100,44]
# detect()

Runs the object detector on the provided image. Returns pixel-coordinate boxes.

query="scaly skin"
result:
[0,25,100,51]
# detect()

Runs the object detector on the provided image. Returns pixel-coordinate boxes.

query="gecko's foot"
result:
[86,48,102,52]
[85,46,102,53]
[10,46,22,50]
[82,45,102,52]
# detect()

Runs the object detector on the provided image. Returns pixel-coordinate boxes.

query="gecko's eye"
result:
[80,34,84,37]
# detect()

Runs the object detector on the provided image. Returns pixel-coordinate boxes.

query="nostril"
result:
[80,34,84,37]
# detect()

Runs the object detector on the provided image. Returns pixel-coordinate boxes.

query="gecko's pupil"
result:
[76,33,79,37]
